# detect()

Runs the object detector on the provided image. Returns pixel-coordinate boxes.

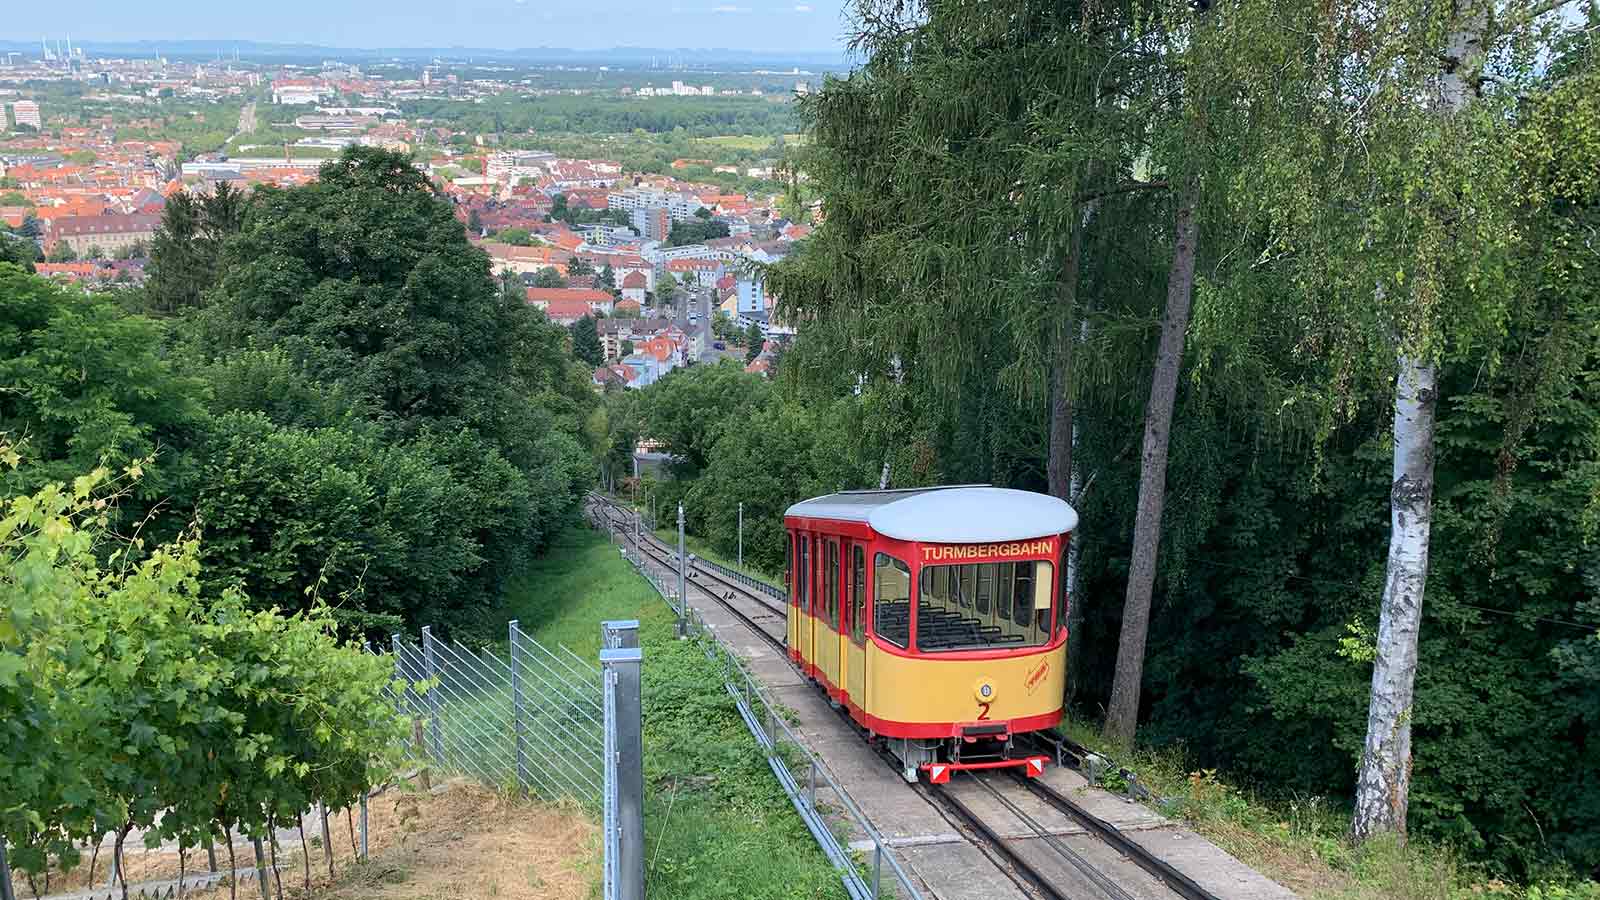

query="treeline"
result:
[404,94,794,137]
[522,132,788,195]
[618,1,1600,885]
[1,147,598,639]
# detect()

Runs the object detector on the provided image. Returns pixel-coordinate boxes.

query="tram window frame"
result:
[851,545,866,644]
[873,552,911,649]
[1058,542,1070,630]
[1015,565,1034,628]
[996,565,1014,622]
[797,536,809,612]
[915,560,1055,652]
[825,540,840,629]
[809,534,818,616]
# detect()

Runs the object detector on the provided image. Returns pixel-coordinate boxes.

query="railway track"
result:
[586,494,1224,900]
[586,496,788,654]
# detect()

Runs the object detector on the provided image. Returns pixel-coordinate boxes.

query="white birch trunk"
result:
[1351,355,1437,840]
[1351,0,1481,842]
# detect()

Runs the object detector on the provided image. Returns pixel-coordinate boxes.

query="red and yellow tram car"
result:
[783,485,1078,782]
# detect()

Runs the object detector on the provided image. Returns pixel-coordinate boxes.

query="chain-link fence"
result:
[590,498,925,900]
[388,624,607,803]
[387,621,645,900]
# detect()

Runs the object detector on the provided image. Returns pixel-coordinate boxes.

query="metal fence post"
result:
[0,839,16,900]
[676,503,688,638]
[359,793,369,860]
[509,619,528,795]
[389,632,404,709]
[873,844,884,897]
[421,626,443,765]
[738,501,744,568]
[807,758,818,810]
[601,647,645,900]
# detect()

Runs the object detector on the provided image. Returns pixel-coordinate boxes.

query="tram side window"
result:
[797,536,810,611]
[851,546,866,643]
[916,561,1055,652]
[826,541,840,628]
[873,552,911,648]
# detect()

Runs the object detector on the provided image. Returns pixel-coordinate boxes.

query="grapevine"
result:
[0,455,413,894]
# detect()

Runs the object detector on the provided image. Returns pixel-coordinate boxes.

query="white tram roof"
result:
[785,485,1079,544]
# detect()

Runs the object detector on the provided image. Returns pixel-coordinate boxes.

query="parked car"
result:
[713,341,726,350]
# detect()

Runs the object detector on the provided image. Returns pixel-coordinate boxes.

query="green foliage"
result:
[637,361,768,478]
[0,233,39,273]
[532,267,566,288]
[0,265,205,498]
[744,323,764,362]
[0,145,600,639]
[142,182,248,315]
[495,226,537,246]
[45,242,75,263]
[569,314,604,367]
[685,395,878,573]
[401,94,794,138]
[666,218,729,247]
[711,313,742,342]
[566,254,595,277]
[0,462,408,881]
[190,412,516,629]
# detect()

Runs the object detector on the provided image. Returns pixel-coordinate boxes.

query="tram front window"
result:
[915,561,1054,652]
[873,553,911,648]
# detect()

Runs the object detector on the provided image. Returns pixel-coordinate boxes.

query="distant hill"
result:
[0,39,847,69]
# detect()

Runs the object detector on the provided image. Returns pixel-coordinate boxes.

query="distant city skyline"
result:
[4,0,850,56]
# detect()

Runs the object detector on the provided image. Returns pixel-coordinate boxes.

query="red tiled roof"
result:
[525,287,614,305]
[544,298,599,320]
[621,271,646,289]
[48,214,161,237]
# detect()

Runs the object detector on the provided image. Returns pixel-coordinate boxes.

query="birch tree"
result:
[1214,0,1588,841]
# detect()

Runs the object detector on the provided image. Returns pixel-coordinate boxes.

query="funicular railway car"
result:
[783,485,1078,782]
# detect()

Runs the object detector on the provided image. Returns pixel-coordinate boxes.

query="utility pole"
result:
[676,503,688,638]
[738,502,744,568]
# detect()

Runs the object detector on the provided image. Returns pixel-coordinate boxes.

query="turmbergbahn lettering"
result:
[920,539,1052,563]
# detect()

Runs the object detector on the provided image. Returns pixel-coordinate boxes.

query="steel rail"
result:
[628,531,789,653]
[920,779,1076,900]
[972,774,1136,900]
[1018,775,1222,900]
[591,494,788,618]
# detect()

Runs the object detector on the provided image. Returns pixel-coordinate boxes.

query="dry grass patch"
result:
[48,778,598,900]
[282,779,597,900]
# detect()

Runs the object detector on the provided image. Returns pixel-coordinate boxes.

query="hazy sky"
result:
[7,0,850,54]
